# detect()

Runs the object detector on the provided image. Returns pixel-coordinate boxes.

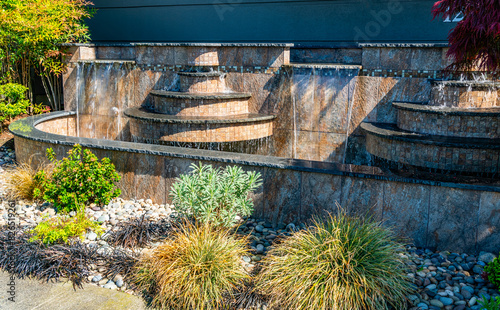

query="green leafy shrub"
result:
[30,209,103,245]
[135,222,249,310]
[479,296,500,310]
[485,254,500,289]
[0,0,94,110]
[0,83,30,126]
[257,212,413,310]
[30,102,51,115]
[33,144,121,213]
[170,163,262,227]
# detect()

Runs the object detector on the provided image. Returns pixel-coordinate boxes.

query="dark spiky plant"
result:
[0,228,100,288]
[106,214,172,249]
[433,0,500,73]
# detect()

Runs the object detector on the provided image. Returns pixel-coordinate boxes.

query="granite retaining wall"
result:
[11,112,500,254]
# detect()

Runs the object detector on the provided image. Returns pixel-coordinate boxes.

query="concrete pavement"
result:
[0,271,146,310]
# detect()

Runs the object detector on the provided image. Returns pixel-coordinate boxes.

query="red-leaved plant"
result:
[433,0,500,73]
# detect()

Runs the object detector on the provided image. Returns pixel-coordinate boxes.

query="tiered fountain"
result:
[125,64,275,153]
[362,79,500,175]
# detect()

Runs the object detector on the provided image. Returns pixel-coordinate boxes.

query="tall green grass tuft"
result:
[134,222,250,310]
[257,212,412,310]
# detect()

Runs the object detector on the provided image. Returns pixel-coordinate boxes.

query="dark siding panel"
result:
[88,0,455,44]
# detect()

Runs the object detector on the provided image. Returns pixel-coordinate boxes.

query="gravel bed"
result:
[0,145,499,309]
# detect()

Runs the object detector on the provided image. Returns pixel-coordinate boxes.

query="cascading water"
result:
[291,68,298,158]
[75,62,82,137]
[74,60,133,140]
[342,69,359,165]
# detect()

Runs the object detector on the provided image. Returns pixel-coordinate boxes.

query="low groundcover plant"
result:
[134,222,250,310]
[257,212,413,310]
[29,207,103,245]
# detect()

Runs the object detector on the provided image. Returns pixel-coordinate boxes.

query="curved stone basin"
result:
[394,102,500,139]
[150,90,252,116]
[362,122,500,174]
[125,107,276,144]
[9,112,500,253]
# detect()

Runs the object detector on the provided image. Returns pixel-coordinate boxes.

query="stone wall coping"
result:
[292,43,361,49]
[150,90,251,100]
[61,42,449,49]
[60,42,294,47]
[361,122,500,150]
[359,43,449,48]
[178,71,226,77]
[124,107,276,124]
[286,63,362,70]
[77,60,136,64]
[393,101,500,116]
[10,112,500,193]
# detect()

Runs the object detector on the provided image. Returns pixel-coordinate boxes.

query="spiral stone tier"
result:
[178,71,227,93]
[395,102,500,139]
[128,69,275,149]
[150,90,252,116]
[362,122,500,174]
[126,107,275,143]
[363,79,500,174]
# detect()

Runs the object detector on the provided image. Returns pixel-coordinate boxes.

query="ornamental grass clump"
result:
[4,159,52,201]
[134,222,250,310]
[257,212,413,310]
[170,163,262,227]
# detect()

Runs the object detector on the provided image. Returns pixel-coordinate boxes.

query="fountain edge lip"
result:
[124,107,276,124]
[177,71,226,77]
[428,79,500,88]
[8,112,500,193]
[393,101,500,116]
[361,122,500,150]
[149,90,252,100]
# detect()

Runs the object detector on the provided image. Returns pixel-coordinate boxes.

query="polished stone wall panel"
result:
[427,187,479,253]
[383,181,430,247]
[260,168,302,226]
[291,48,362,65]
[299,172,343,223]
[340,177,385,221]
[477,191,500,252]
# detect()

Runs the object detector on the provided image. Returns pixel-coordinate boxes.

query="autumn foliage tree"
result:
[432,0,500,74]
[0,0,94,110]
